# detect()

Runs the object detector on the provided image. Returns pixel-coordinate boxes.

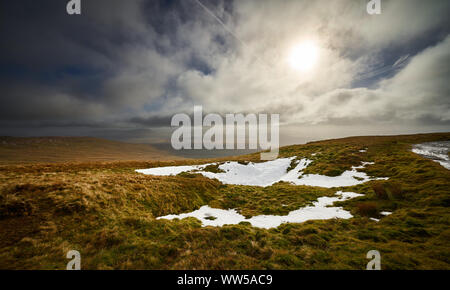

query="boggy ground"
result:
[0,133,449,269]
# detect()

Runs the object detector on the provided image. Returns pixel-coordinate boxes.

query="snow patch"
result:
[201,157,302,187]
[369,211,392,222]
[157,191,364,229]
[412,141,450,170]
[136,157,386,188]
[286,161,385,188]
[135,164,212,176]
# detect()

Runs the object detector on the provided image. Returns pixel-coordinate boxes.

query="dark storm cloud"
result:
[128,116,173,128]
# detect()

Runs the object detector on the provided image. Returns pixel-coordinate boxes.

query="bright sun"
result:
[288,41,319,71]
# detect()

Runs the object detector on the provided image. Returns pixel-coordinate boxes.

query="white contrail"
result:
[193,0,247,48]
[355,55,409,83]
[193,0,273,69]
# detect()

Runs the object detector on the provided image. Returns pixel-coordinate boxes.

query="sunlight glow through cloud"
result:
[288,41,319,71]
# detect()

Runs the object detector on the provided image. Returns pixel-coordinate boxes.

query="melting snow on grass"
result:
[157,191,363,229]
[136,164,211,176]
[412,141,450,170]
[370,211,393,222]
[136,157,387,188]
[204,157,303,187]
[289,161,387,188]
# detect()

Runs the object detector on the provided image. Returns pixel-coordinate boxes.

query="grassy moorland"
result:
[0,137,179,164]
[0,133,449,269]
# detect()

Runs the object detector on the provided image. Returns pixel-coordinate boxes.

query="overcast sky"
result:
[0,0,449,145]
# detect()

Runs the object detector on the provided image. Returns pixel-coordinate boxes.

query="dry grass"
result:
[356,202,378,217]
[0,132,449,269]
[0,137,181,164]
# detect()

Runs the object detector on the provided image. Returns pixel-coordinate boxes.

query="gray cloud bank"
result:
[0,0,449,145]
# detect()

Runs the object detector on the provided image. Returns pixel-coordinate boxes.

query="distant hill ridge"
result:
[1,133,449,164]
[0,136,180,164]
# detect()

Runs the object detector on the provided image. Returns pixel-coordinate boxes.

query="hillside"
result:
[0,132,449,269]
[0,137,180,164]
